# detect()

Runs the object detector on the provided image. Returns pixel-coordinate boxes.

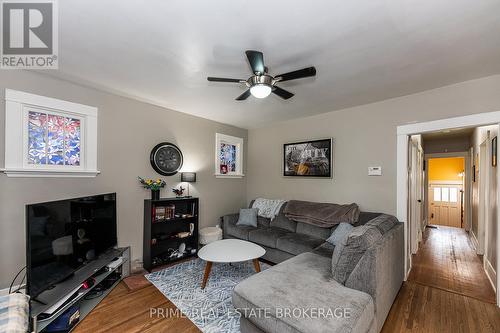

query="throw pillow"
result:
[326,223,354,246]
[331,225,382,284]
[236,208,258,227]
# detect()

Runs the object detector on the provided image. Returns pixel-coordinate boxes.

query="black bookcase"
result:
[143,197,199,271]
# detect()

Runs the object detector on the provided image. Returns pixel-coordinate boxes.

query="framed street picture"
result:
[283,138,332,177]
[215,133,244,178]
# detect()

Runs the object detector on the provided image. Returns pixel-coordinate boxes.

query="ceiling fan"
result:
[207,50,316,100]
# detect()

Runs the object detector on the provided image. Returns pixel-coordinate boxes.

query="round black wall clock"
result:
[150,142,183,176]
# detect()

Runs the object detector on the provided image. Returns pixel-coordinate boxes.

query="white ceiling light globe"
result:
[250,84,272,98]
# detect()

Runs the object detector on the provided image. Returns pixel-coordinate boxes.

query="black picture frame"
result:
[492,136,497,167]
[283,138,332,177]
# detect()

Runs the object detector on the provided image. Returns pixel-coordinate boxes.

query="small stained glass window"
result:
[28,111,81,166]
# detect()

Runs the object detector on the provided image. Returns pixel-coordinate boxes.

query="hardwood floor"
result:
[73,283,200,333]
[407,226,496,303]
[382,226,500,333]
[74,226,499,333]
[381,282,500,333]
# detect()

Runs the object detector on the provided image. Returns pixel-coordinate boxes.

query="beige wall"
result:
[470,125,498,272]
[247,75,500,214]
[0,71,247,289]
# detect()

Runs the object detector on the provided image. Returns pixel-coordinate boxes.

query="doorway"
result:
[397,111,500,307]
[427,157,465,228]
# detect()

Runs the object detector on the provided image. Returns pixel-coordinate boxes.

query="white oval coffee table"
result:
[198,239,266,289]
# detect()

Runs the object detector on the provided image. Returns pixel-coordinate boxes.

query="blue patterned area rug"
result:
[146,258,269,333]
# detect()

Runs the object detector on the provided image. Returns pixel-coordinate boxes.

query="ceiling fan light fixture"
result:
[250,84,272,98]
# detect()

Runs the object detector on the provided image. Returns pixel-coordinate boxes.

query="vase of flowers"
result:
[138,177,166,200]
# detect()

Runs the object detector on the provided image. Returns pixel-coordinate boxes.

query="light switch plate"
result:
[368,166,382,176]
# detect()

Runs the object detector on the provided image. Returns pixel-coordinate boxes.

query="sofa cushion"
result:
[248,227,290,248]
[331,225,382,284]
[326,222,354,246]
[295,222,331,240]
[269,205,296,232]
[365,214,398,235]
[276,233,324,255]
[257,216,270,228]
[312,242,335,258]
[233,252,375,333]
[260,245,295,264]
[227,224,257,240]
[237,208,258,227]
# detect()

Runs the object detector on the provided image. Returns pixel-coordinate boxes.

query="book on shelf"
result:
[153,205,175,222]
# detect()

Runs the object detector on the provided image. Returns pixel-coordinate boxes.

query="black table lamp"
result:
[181,172,196,197]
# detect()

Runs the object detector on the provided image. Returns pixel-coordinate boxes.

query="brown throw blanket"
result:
[283,200,360,227]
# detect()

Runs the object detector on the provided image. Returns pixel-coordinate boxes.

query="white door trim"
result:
[478,139,489,255]
[396,111,500,307]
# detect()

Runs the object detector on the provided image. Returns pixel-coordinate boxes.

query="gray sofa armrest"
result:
[345,222,404,332]
[221,213,239,237]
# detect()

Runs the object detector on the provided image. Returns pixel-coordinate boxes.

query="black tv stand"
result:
[31,298,47,306]
[30,247,130,333]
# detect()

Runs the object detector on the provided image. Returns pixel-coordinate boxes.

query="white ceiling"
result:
[54,0,500,129]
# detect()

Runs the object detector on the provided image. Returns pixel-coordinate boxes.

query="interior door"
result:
[429,184,462,228]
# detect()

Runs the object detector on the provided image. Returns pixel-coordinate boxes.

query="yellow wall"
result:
[428,157,465,181]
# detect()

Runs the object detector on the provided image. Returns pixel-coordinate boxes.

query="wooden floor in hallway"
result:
[382,225,500,333]
[408,225,495,303]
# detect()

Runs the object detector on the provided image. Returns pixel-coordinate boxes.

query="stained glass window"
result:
[219,143,236,174]
[28,111,81,166]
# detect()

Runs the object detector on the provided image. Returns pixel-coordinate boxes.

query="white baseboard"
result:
[470,230,480,253]
[484,258,497,293]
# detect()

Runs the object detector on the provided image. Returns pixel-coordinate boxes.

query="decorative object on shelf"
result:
[172,186,185,197]
[492,136,497,167]
[143,198,199,271]
[181,172,197,197]
[215,133,244,178]
[283,138,332,177]
[150,142,183,176]
[178,243,186,255]
[138,177,166,200]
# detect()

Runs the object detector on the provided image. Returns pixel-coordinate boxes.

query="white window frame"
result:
[2,89,99,177]
[214,133,244,178]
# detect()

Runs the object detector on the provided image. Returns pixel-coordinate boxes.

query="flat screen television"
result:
[26,193,117,298]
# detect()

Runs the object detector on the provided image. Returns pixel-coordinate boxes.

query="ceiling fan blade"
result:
[275,66,316,82]
[207,77,243,83]
[235,89,251,101]
[272,86,294,100]
[245,50,265,74]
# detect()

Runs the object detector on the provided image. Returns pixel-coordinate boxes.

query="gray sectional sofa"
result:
[221,202,404,333]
